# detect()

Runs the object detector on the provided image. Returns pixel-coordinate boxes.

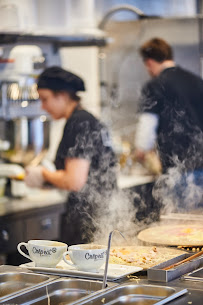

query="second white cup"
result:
[63,244,107,272]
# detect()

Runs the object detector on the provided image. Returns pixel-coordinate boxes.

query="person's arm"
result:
[134,112,159,153]
[134,113,162,175]
[135,78,164,155]
[42,158,90,191]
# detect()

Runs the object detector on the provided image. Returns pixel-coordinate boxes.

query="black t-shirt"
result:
[141,66,203,172]
[55,108,117,197]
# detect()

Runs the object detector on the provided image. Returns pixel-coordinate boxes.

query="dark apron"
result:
[60,192,97,245]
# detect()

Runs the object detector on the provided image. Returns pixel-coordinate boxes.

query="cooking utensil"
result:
[147,253,203,282]
[163,250,203,270]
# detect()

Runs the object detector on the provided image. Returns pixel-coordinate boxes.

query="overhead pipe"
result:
[98,4,159,30]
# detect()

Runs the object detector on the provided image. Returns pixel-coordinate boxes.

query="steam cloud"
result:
[65,119,149,245]
[93,190,145,246]
[63,64,203,246]
[153,126,203,214]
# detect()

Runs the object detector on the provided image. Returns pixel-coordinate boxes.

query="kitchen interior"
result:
[0,0,203,304]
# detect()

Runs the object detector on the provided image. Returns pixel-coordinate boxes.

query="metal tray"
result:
[0,265,55,302]
[20,261,143,281]
[183,266,203,282]
[73,283,188,305]
[0,277,116,305]
[147,253,203,282]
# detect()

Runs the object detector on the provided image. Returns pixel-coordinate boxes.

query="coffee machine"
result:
[0,44,49,158]
[0,44,58,197]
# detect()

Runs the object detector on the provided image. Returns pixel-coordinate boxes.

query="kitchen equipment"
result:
[3,117,50,164]
[147,253,203,282]
[163,250,203,270]
[109,246,186,270]
[137,224,203,247]
[0,277,116,305]
[0,163,27,197]
[183,266,203,282]
[20,260,142,282]
[160,213,203,223]
[177,246,203,252]
[0,45,44,120]
[0,44,50,166]
[0,266,55,303]
[0,163,25,179]
[73,283,188,305]
[102,230,126,289]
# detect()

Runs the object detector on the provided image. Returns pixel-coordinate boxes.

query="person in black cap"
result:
[25,66,117,245]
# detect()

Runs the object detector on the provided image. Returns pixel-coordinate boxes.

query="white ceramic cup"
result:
[63,244,107,272]
[17,240,67,268]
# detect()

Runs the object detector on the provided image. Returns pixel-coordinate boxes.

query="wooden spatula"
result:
[163,250,203,270]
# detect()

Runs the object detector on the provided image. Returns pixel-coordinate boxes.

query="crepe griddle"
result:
[137,224,203,247]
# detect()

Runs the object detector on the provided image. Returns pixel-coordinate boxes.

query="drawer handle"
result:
[1,230,9,241]
[40,218,52,230]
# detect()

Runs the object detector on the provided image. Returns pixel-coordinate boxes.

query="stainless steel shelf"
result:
[0,103,48,119]
[0,32,107,47]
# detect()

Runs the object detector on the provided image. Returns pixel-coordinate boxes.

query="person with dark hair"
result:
[25,66,117,244]
[139,38,173,64]
[135,38,203,208]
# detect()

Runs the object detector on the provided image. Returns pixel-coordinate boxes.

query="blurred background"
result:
[0,0,203,265]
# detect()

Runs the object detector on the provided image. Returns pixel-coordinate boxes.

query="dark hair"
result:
[139,38,173,63]
[53,90,81,102]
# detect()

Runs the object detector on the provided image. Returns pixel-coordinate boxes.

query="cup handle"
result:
[63,251,76,268]
[17,242,32,261]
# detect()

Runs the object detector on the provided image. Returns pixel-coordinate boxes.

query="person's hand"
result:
[133,149,146,162]
[25,166,45,188]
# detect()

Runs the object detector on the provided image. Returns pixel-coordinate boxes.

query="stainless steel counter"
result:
[118,275,203,305]
[0,189,67,217]
[0,266,202,305]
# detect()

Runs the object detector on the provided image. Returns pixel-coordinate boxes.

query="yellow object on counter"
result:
[15,172,25,180]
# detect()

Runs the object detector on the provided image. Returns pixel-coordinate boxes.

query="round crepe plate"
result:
[137,224,203,247]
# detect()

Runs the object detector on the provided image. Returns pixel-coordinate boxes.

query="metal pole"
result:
[102,230,126,290]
